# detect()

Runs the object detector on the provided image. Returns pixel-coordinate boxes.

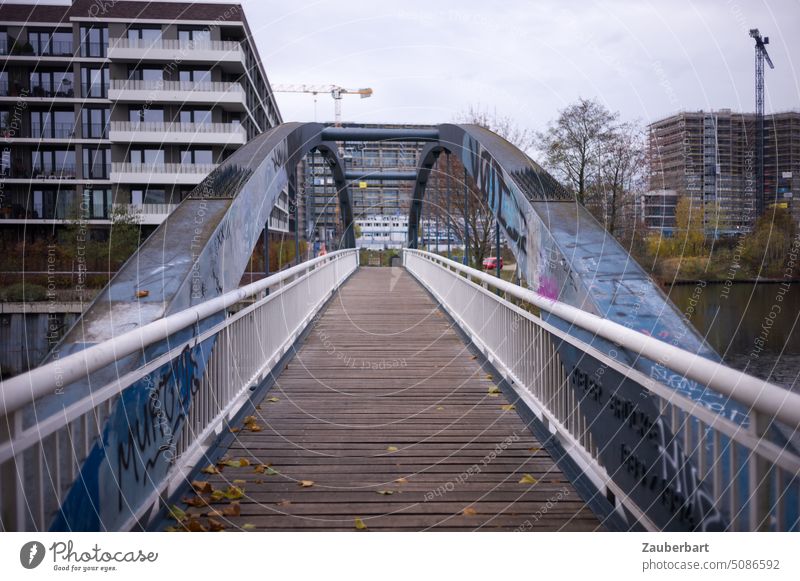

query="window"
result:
[129,107,164,124]
[82,148,110,179]
[80,26,107,57]
[85,189,112,219]
[131,187,166,205]
[0,31,7,56]
[179,69,212,83]
[127,27,161,43]
[31,150,76,177]
[0,71,7,96]
[127,67,163,81]
[181,149,213,165]
[179,109,212,124]
[178,28,211,43]
[81,108,109,138]
[31,110,75,138]
[81,66,108,98]
[30,71,74,97]
[129,149,164,165]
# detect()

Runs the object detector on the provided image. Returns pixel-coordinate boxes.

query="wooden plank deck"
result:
[174,267,602,531]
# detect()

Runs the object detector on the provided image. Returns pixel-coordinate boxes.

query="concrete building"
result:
[645,110,799,234]
[0,0,285,247]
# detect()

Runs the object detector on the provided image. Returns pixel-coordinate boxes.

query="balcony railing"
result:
[29,85,75,98]
[109,37,242,53]
[31,165,77,179]
[110,121,246,135]
[112,162,218,175]
[109,79,243,93]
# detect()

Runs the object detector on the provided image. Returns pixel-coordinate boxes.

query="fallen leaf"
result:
[223,502,241,517]
[436,406,444,411]
[386,446,399,452]
[254,463,272,474]
[168,505,187,522]
[462,506,478,516]
[276,500,292,507]
[487,386,501,395]
[232,479,247,486]
[242,523,256,531]
[528,447,541,454]
[266,397,280,403]
[191,481,213,494]
[224,485,245,500]
[376,490,395,495]
[264,467,278,476]
[209,490,226,503]
[354,517,368,530]
[182,496,209,508]
[470,355,478,360]
[201,464,220,475]
[208,517,226,532]
[518,474,538,485]
[395,478,408,485]
[222,458,250,468]
[485,374,493,380]
[243,415,257,424]
[185,517,207,532]
[501,404,516,411]
[135,289,149,298]
[299,480,315,488]
[247,424,263,432]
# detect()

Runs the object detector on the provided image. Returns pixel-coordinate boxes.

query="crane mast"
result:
[749,29,775,216]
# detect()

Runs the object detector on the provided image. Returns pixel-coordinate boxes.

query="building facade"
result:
[0,0,285,247]
[645,110,799,234]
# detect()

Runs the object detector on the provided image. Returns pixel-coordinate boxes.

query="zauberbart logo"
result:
[19,541,46,569]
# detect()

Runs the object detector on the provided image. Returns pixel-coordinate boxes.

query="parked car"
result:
[482,256,503,270]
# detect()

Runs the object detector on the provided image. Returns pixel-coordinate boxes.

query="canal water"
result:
[668,281,800,391]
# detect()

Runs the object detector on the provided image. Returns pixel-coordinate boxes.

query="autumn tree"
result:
[536,97,618,205]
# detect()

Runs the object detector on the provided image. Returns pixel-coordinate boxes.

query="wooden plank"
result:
[170,268,602,532]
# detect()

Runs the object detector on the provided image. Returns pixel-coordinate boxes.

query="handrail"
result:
[0,250,355,416]
[404,249,800,429]
[109,79,244,93]
[110,121,247,134]
[111,162,218,174]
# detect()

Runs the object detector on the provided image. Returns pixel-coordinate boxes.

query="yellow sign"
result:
[359,181,367,189]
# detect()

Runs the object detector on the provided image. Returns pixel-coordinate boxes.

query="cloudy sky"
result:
[242,0,799,131]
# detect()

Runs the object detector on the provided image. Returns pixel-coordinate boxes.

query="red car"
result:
[482,256,503,270]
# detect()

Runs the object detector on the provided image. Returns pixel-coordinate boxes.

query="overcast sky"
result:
[12,0,800,130]
[244,0,799,131]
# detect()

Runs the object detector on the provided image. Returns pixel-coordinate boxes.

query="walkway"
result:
[174,268,602,531]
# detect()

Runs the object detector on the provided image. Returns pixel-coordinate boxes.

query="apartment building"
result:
[0,0,286,248]
[645,110,799,234]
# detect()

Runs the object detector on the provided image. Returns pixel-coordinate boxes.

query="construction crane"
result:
[749,29,775,215]
[271,84,373,126]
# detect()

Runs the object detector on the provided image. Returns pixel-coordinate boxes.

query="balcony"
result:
[112,203,178,225]
[109,121,247,146]
[110,162,217,185]
[108,79,246,109]
[107,38,245,68]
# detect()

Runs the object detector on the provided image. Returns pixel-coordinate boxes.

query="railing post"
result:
[749,410,772,530]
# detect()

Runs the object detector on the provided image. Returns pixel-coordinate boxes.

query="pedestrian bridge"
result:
[1,123,799,532]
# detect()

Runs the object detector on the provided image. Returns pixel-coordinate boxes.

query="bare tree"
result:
[536,97,618,205]
[588,121,646,236]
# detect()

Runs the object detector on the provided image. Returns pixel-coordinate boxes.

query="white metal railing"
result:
[111,162,218,175]
[110,121,247,135]
[0,249,359,531]
[109,79,244,93]
[109,38,243,54]
[404,249,800,531]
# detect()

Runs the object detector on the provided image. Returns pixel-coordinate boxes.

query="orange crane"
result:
[271,84,373,126]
